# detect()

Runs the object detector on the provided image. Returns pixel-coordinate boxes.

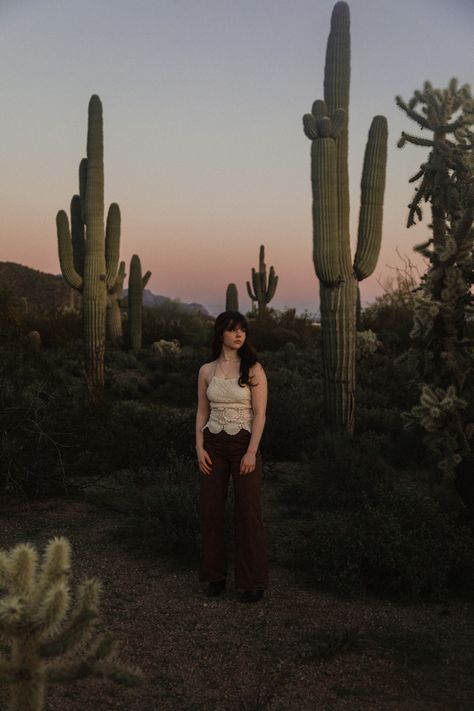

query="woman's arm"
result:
[196,365,212,474]
[240,363,267,474]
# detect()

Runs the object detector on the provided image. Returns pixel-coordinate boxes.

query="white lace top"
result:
[202,376,253,435]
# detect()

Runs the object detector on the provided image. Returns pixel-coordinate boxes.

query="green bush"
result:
[111,456,200,557]
[264,363,324,460]
[142,302,213,348]
[247,308,321,352]
[276,431,474,600]
[294,489,474,600]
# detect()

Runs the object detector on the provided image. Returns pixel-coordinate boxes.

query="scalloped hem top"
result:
[202,376,253,435]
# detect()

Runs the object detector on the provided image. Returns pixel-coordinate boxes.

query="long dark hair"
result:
[211,311,260,386]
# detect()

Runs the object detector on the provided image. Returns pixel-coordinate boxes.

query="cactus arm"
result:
[57,211,83,291]
[79,158,87,221]
[398,132,434,148]
[258,245,267,296]
[105,203,121,289]
[267,268,278,302]
[310,137,341,284]
[129,255,143,350]
[353,115,388,281]
[246,280,256,300]
[142,270,151,289]
[251,267,263,303]
[70,195,85,279]
[395,96,431,130]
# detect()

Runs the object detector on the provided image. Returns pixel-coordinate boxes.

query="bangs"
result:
[224,318,247,332]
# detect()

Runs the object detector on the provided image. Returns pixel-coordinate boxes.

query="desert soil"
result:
[1,463,474,711]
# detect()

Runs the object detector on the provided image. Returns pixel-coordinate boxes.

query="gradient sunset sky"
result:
[1,0,473,314]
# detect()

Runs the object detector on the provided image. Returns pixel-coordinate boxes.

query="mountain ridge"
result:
[0,262,209,316]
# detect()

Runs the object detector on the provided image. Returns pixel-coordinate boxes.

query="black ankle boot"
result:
[205,580,226,597]
[240,589,264,603]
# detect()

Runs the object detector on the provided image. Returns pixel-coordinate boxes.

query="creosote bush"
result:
[276,431,474,600]
[0,536,142,711]
[110,455,200,557]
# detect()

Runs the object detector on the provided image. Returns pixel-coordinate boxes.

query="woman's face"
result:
[221,322,246,352]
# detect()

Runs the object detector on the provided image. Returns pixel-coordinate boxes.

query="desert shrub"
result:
[264,363,323,460]
[0,345,86,496]
[247,309,321,351]
[142,302,213,348]
[22,309,82,348]
[144,349,204,406]
[111,456,200,557]
[275,431,393,510]
[294,489,474,600]
[275,431,474,600]
[103,401,195,469]
[360,252,420,356]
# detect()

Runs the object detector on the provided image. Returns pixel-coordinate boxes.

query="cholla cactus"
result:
[0,537,142,711]
[355,329,381,358]
[397,79,474,497]
[151,338,181,356]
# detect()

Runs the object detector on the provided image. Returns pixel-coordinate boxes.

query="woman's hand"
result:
[197,448,213,475]
[240,451,256,475]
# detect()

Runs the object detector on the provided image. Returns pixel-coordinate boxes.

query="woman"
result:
[195,311,269,603]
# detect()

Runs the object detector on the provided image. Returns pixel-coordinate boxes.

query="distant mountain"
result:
[133,288,210,316]
[0,262,77,311]
[0,262,210,317]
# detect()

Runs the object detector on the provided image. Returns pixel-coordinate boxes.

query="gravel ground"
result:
[1,472,474,711]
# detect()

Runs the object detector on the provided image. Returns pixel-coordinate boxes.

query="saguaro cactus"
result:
[0,537,142,711]
[57,95,123,385]
[246,245,278,315]
[225,283,239,312]
[303,1,387,433]
[128,254,151,350]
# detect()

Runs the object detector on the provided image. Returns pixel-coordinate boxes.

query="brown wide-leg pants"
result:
[199,428,269,590]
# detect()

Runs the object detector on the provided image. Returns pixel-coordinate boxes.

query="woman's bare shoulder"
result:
[249,362,266,379]
[199,361,217,380]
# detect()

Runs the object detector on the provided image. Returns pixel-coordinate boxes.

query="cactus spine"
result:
[246,245,278,315]
[128,255,151,350]
[303,1,387,433]
[226,283,239,312]
[57,96,123,385]
[0,537,141,711]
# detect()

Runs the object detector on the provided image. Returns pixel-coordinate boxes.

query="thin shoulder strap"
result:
[213,360,219,378]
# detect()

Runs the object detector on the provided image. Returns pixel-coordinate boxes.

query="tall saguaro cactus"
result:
[128,254,151,351]
[303,1,387,433]
[246,244,278,315]
[57,95,122,386]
